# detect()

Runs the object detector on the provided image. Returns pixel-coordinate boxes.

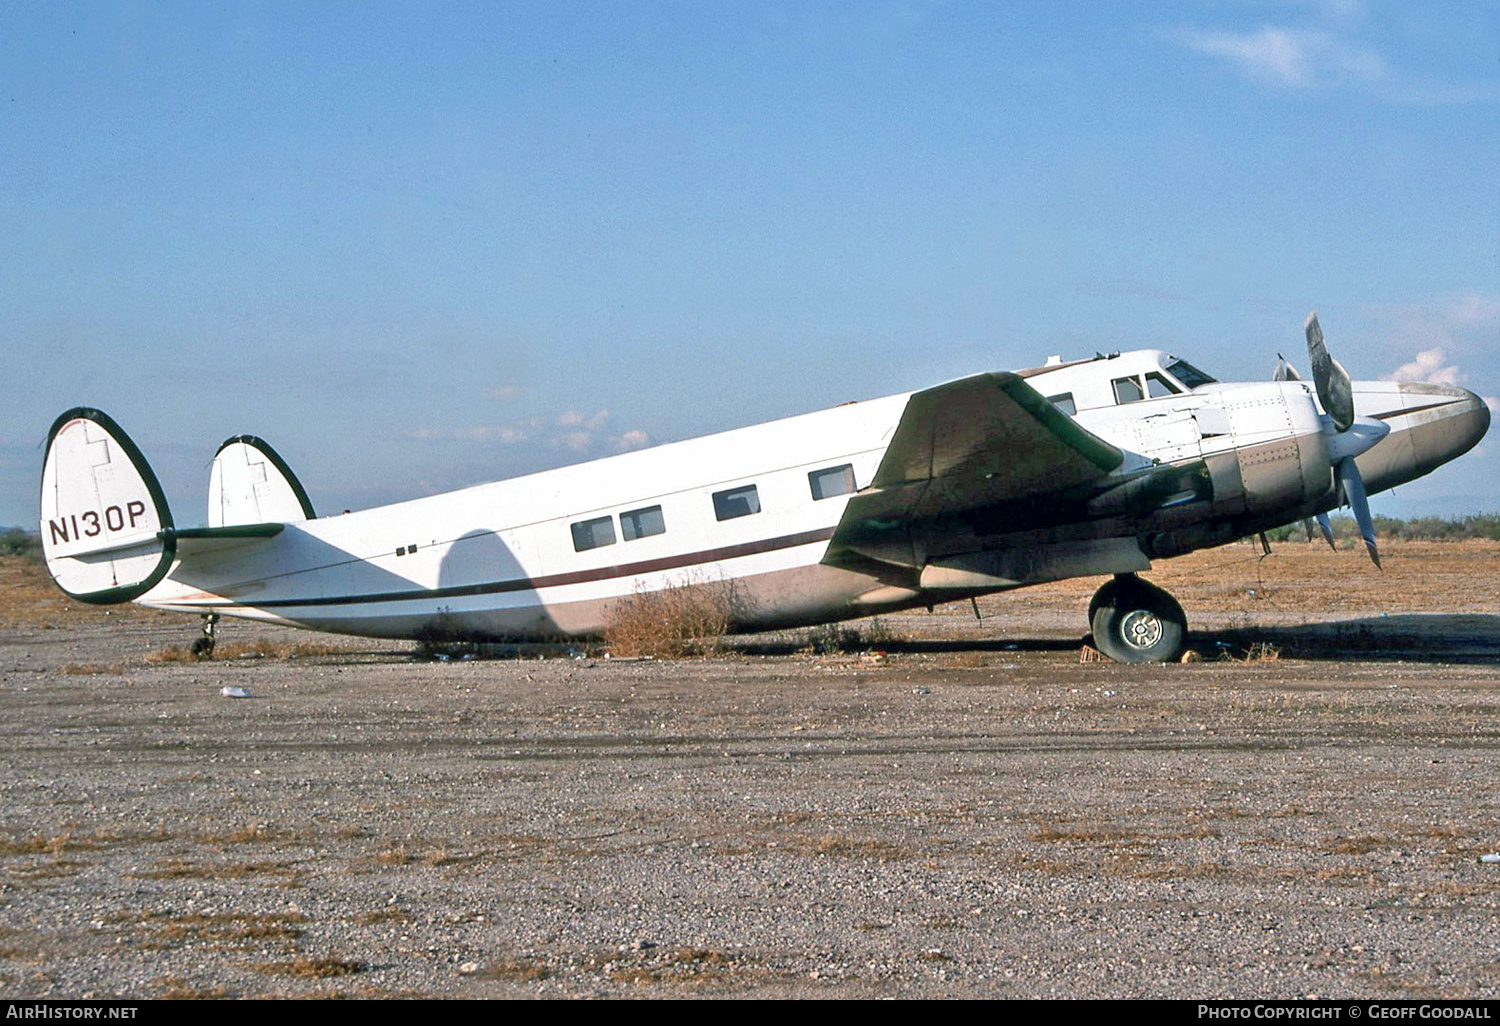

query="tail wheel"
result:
[1089,574,1186,664]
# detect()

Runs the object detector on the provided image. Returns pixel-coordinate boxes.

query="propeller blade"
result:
[1305,312,1355,432]
[1335,456,1381,569]
[1303,514,1336,550]
[1315,512,1335,550]
[1274,354,1302,382]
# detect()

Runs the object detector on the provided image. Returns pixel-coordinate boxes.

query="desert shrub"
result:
[0,529,41,563]
[1265,514,1500,544]
[605,579,730,658]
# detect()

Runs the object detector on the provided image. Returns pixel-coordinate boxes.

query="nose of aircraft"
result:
[1352,381,1490,494]
[1403,381,1490,467]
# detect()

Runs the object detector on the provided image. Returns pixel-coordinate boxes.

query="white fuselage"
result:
[136,349,1489,641]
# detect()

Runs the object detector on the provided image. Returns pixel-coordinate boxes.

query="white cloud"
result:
[612,429,651,453]
[408,408,650,459]
[1178,26,1383,88]
[557,409,610,431]
[1388,348,1462,386]
[1372,292,1499,389]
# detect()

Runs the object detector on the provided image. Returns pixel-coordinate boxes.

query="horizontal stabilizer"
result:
[41,409,175,604]
[169,522,285,558]
[209,435,316,527]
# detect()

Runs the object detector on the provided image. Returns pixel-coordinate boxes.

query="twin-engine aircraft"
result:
[39,314,1488,662]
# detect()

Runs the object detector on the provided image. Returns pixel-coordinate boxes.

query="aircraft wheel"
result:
[1089,575,1185,664]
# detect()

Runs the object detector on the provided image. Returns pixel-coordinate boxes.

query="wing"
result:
[830,372,1124,552]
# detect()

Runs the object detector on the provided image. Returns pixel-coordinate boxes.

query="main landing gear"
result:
[1088,574,1186,663]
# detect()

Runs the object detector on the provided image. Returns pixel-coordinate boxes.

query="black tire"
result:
[1089,576,1186,664]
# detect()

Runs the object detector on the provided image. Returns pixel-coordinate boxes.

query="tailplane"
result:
[40,409,175,604]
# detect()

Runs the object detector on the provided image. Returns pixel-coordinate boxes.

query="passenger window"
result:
[620,505,666,541]
[712,484,760,521]
[570,516,616,552]
[1112,376,1145,404]
[808,464,856,500]
[1046,392,1076,416]
[1146,372,1181,398]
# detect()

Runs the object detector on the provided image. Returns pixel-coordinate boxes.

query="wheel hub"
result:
[1119,609,1163,649]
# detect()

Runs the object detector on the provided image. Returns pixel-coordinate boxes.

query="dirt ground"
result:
[1,540,1498,999]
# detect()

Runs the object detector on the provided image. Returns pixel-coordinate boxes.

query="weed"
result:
[148,640,345,663]
[800,624,863,655]
[811,834,907,860]
[125,911,306,952]
[255,954,363,979]
[155,978,230,1000]
[605,578,730,658]
[57,662,128,676]
[375,844,409,866]
[476,958,551,982]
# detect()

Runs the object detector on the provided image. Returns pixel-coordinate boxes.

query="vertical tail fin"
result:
[40,409,175,604]
[208,435,316,527]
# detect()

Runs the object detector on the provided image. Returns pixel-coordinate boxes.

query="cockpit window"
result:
[1165,359,1215,388]
[1046,392,1076,416]
[1145,372,1181,398]
[1112,376,1145,404]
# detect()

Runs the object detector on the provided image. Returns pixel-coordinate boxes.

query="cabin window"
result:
[620,505,666,541]
[808,464,856,500]
[1112,375,1145,404]
[570,516,616,552]
[712,484,760,521]
[1145,372,1181,398]
[1046,392,1076,416]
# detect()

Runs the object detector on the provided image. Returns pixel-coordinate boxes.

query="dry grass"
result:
[1328,835,1389,855]
[155,977,231,1000]
[57,662,128,676]
[605,579,730,659]
[128,858,302,885]
[200,822,309,846]
[605,947,738,986]
[475,958,551,982]
[122,911,307,952]
[148,639,346,663]
[0,824,170,856]
[810,833,908,860]
[254,954,363,979]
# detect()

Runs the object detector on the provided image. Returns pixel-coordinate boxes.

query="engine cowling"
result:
[1205,385,1333,516]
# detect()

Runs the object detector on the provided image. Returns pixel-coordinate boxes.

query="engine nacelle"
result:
[1204,386,1333,516]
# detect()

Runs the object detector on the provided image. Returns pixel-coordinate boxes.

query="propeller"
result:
[1303,312,1386,569]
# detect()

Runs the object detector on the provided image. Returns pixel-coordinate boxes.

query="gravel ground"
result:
[2,544,1499,999]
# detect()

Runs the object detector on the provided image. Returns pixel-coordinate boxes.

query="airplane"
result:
[38,313,1489,663]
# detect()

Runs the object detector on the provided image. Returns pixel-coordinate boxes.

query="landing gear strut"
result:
[190,613,219,659]
[1088,574,1186,663]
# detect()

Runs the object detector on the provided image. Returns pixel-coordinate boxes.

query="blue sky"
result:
[3,0,1497,528]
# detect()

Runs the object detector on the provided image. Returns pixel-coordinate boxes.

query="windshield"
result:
[1165,359,1216,388]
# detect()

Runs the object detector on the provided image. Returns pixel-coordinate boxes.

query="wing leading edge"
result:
[829,372,1124,554]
